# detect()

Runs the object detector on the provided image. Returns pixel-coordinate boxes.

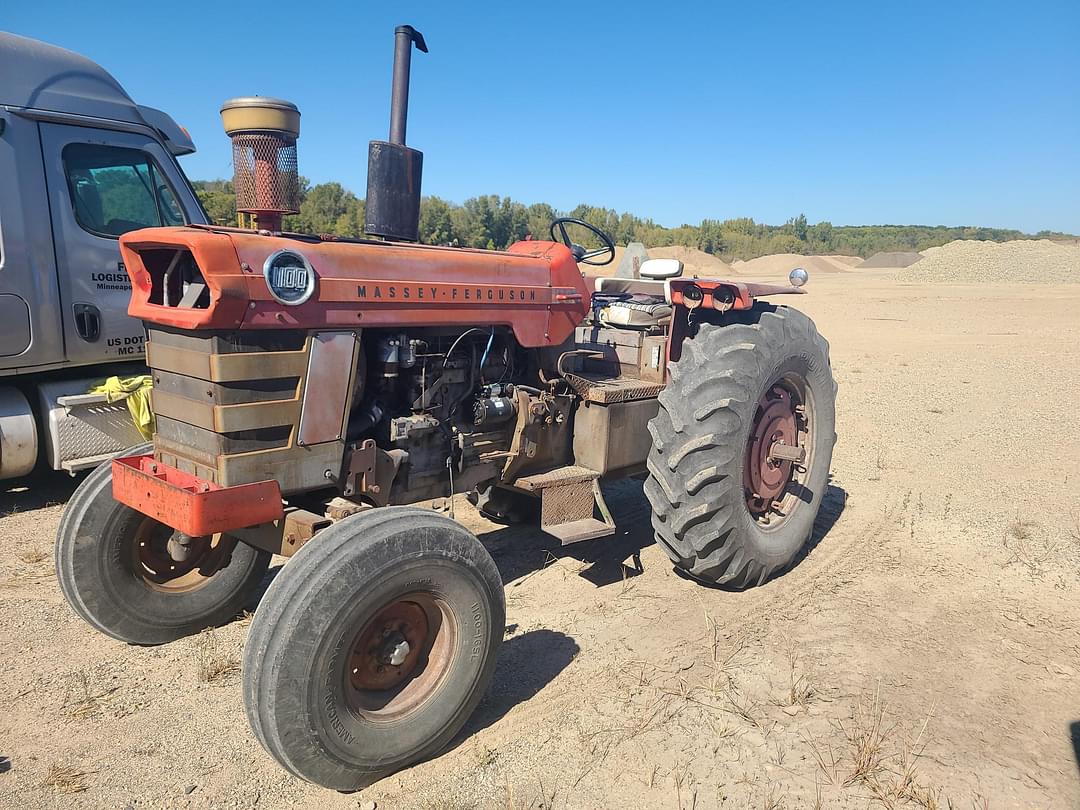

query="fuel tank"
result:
[118,227,591,347]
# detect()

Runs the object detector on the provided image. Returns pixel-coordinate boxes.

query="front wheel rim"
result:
[344,592,458,723]
[130,519,229,593]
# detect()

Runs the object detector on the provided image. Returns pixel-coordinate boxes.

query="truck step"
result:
[39,379,145,473]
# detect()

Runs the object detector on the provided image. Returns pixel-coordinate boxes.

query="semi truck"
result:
[0,31,208,479]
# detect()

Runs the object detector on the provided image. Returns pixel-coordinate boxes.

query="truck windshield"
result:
[62,143,185,238]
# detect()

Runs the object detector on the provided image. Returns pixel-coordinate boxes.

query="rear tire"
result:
[644,306,836,587]
[242,506,505,790]
[56,450,271,645]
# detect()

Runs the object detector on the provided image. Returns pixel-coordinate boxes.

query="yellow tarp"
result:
[92,375,155,439]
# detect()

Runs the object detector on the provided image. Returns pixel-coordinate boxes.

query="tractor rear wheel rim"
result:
[345,592,457,722]
[744,380,811,524]
[131,519,221,593]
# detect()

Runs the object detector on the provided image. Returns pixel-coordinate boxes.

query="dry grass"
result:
[1007,514,1037,542]
[42,763,93,794]
[809,688,949,809]
[63,671,120,720]
[783,646,818,709]
[761,784,787,810]
[193,630,240,683]
[16,547,48,564]
[875,447,888,471]
[0,568,54,589]
[1003,516,1056,578]
[839,688,894,787]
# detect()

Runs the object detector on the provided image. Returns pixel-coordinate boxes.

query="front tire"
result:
[644,305,836,588]
[242,507,505,791]
[56,453,271,645]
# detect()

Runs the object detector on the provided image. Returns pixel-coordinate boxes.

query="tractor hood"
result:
[118,226,590,348]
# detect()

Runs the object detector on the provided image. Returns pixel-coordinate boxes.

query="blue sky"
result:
[8,0,1078,233]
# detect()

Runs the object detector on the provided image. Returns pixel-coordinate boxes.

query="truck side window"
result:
[62,143,185,238]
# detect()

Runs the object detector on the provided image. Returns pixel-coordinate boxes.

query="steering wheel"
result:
[549,217,616,266]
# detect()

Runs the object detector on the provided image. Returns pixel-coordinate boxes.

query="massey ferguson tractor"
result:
[56,26,836,790]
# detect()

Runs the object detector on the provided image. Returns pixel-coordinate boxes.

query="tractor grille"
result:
[145,327,341,493]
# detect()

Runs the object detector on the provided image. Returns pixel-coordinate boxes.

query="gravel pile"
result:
[899,239,1080,284]
[859,251,922,268]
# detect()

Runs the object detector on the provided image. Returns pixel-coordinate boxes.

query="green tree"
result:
[190,177,1058,260]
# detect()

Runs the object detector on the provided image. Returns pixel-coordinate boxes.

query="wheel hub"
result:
[349,600,429,691]
[134,522,219,590]
[745,385,799,515]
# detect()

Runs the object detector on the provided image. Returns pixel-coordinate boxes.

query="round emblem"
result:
[263,249,315,305]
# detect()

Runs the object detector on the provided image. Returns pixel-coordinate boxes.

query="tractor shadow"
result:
[453,627,579,746]
[1069,721,1080,777]
[478,477,657,590]
[479,476,847,592]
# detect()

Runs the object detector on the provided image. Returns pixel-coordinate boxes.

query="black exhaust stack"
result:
[365,25,428,242]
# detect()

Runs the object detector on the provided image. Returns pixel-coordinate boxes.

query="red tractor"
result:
[56,26,836,790]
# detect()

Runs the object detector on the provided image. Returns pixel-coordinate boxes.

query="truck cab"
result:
[0,31,207,479]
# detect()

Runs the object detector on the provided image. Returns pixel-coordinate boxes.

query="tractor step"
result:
[544,518,616,545]
[514,466,616,545]
[514,465,601,492]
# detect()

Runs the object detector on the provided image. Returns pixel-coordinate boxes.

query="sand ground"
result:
[2,270,1079,809]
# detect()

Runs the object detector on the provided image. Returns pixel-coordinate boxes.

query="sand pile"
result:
[859,251,923,268]
[585,245,732,277]
[731,253,855,277]
[899,239,1080,284]
[823,254,864,267]
[650,245,733,276]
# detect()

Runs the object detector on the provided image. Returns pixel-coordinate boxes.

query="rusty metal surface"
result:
[344,592,457,722]
[298,331,359,447]
[744,385,799,515]
[349,600,429,691]
[555,349,665,404]
[581,378,665,404]
[119,228,590,348]
[230,132,301,216]
[131,520,225,592]
[230,508,331,557]
[572,398,658,476]
[152,390,301,433]
[146,326,346,494]
[147,341,308,382]
[112,454,284,536]
[540,481,596,526]
[341,440,399,506]
[767,440,806,464]
[514,464,599,492]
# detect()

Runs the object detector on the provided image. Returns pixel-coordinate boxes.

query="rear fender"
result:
[666,278,805,364]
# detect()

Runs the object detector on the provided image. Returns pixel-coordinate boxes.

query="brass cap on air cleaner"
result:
[220,96,300,139]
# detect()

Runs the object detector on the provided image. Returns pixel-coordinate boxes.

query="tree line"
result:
[192,179,1067,261]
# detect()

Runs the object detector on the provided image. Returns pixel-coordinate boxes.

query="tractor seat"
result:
[600,296,672,327]
[587,259,683,328]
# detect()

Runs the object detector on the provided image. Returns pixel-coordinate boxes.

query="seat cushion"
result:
[600,296,672,327]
